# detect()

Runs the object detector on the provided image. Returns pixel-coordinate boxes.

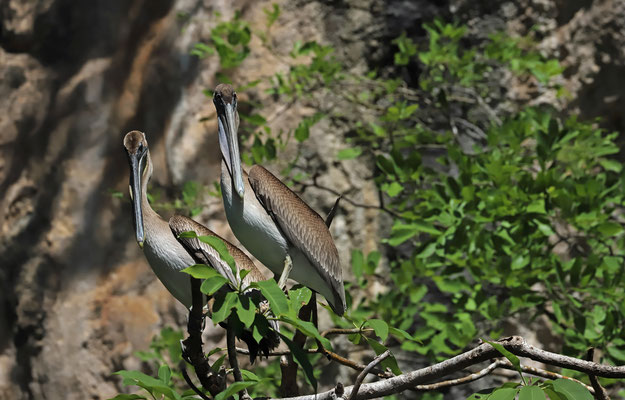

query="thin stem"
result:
[348,350,391,400]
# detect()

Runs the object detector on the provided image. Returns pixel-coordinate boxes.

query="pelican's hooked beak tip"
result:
[236,185,245,199]
[138,240,144,249]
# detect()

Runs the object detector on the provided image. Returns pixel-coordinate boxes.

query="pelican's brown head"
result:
[213,84,245,198]
[123,130,148,155]
[213,83,236,105]
[123,130,150,249]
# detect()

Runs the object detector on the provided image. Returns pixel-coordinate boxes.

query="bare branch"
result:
[321,328,374,338]
[180,362,211,400]
[227,319,251,400]
[413,360,502,391]
[297,179,401,219]
[236,344,393,379]
[586,348,610,400]
[496,361,594,393]
[348,351,391,400]
[268,336,625,400]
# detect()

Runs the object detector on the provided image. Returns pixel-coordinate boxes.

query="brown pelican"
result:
[212,84,347,316]
[123,130,278,361]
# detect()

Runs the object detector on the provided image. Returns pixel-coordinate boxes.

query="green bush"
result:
[110,8,622,399]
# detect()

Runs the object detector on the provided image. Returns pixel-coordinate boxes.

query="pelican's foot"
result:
[277,254,293,291]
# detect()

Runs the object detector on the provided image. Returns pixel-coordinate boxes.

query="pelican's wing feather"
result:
[248,165,346,314]
[169,215,264,288]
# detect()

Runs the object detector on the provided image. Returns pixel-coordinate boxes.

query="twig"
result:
[235,346,393,379]
[497,361,594,394]
[321,348,393,379]
[180,362,211,400]
[348,350,391,400]
[298,179,400,219]
[268,336,625,400]
[586,348,610,400]
[413,360,502,391]
[227,319,251,400]
[321,328,374,338]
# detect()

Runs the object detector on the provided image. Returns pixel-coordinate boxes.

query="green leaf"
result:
[212,292,238,324]
[200,276,229,295]
[288,286,313,314]
[214,381,257,400]
[599,159,622,172]
[526,199,546,214]
[210,354,226,373]
[240,369,261,382]
[198,235,237,276]
[181,264,221,279]
[107,395,146,400]
[281,315,332,349]
[384,181,404,197]
[389,327,419,342]
[115,370,163,388]
[466,389,494,399]
[542,388,565,400]
[114,370,181,400]
[235,294,256,328]
[488,388,519,400]
[337,147,362,160]
[518,386,545,400]
[596,221,623,237]
[367,319,389,341]
[351,249,364,278]
[157,365,171,385]
[387,221,441,246]
[281,334,316,391]
[240,113,267,126]
[370,122,386,137]
[294,121,310,142]
[251,280,290,316]
[551,379,592,400]
[365,337,401,375]
[484,340,525,384]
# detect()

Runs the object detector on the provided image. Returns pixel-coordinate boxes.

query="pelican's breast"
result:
[221,164,288,276]
[143,217,194,308]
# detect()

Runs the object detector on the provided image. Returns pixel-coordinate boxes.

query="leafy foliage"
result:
[111,7,625,399]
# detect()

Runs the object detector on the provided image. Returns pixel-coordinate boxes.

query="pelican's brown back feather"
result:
[247,165,346,314]
[168,215,265,287]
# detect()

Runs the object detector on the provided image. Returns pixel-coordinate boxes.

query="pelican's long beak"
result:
[222,102,245,198]
[129,152,145,248]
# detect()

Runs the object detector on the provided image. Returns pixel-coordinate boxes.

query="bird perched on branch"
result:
[123,130,278,361]
[212,84,347,316]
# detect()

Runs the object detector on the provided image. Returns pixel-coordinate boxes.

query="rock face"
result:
[0,0,623,399]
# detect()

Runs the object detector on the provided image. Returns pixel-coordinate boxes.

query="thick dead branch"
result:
[268,336,625,400]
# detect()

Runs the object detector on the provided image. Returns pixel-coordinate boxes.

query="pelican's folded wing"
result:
[247,165,346,315]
